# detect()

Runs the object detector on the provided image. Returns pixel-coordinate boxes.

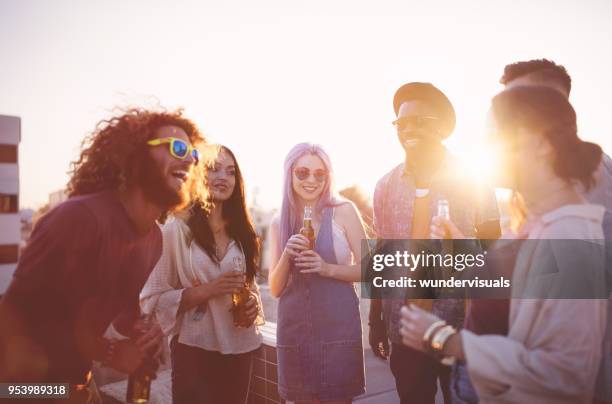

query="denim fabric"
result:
[277,207,365,401]
[451,362,479,404]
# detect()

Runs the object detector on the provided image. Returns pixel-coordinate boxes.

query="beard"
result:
[137,153,192,213]
[402,136,445,185]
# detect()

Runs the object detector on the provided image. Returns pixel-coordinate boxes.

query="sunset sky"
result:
[1,0,611,209]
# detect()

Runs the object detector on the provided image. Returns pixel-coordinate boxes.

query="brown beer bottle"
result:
[126,315,153,404]
[231,256,251,327]
[300,205,316,249]
[126,372,151,404]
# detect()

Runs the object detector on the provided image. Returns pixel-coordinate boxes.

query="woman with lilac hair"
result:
[268,142,367,403]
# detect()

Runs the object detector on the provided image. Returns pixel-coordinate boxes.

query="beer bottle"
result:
[432,199,450,239]
[126,315,153,404]
[126,372,151,404]
[300,205,316,249]
[437,199,450,220]
[435,199,453,272]
[231,256,251,327]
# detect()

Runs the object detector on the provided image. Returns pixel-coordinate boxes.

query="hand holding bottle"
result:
[200,271,245,299]
[284,234,311,257]
[430,199,464,239]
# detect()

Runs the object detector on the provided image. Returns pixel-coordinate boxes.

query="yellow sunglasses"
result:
[147,137,200,164]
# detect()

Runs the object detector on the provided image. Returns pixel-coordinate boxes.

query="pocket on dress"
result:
[277,344,302,389]
[321,340,365,388]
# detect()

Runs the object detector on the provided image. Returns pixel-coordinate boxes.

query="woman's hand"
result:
[399,304,444,352]
[284,234,311,257]
[200,271,245,300]
[295,250,333,277]
[430,216,465,239]
[239,291,261,327]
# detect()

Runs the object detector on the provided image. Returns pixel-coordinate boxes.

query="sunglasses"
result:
[147,137,200,164]
[392,115,439,131]
[294,167,328,183]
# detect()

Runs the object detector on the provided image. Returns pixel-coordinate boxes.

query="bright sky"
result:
[1,0,611,210]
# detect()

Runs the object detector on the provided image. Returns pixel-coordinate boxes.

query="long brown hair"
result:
[187,146,261,283]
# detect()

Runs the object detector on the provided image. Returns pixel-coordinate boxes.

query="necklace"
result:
[214,239,230,260]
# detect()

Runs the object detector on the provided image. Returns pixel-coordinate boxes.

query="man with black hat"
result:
[368,82,501,404]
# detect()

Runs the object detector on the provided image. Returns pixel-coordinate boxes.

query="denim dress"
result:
[277,207,365,401]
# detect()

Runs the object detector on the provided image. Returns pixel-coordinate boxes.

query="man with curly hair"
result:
[500,58,572,96]
[0,108,207,403]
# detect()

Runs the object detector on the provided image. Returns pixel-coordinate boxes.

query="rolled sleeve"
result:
[140,221,187,337]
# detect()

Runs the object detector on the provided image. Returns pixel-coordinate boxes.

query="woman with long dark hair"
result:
[268,142,367,404]
[141,145,263,404]
[399,85,607,403]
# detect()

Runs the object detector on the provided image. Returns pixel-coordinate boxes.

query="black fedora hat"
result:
[393,82,456,139]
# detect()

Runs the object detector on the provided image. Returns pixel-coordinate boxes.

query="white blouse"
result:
[140,217,262,355]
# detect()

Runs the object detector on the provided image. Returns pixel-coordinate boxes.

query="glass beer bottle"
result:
[435,199,453,268]
[437,199,450,220]
[126,315,153,404]
[300,205,316,249]
[231,256,251,327]
[432,199,450,239]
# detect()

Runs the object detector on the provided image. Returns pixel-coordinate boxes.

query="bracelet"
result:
[101,338,117,367]
[430,325,456,354]
[441,356,457,366]
[437,327,459,366]
[422,321,446,351]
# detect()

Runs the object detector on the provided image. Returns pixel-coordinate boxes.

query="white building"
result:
[0,115,20,295]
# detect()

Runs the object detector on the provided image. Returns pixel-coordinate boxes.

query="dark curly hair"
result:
[500,59,572,95]
[67,108,209,207]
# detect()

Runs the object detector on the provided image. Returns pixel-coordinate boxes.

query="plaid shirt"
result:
[373,152,500,344]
